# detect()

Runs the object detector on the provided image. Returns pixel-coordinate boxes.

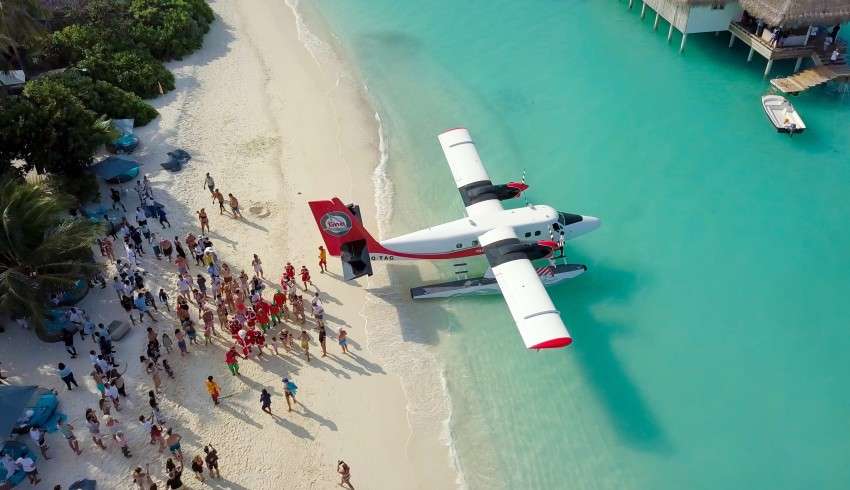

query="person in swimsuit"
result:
[197,208,210,234]
[165,458,184,489]
[191,455,206,482]
[58,419,82,455]
[299,266,312,290]
[318,245,328,273]
[282,377,298,411]
[227,193,242,218]
[338,460,354,489]
[251,254,264,278]
[212,188,226,214]
[165,429,183,461]
[85,409,107,449]
[339,328,350,354]
[299,329,311,362]
[204,445,220,479]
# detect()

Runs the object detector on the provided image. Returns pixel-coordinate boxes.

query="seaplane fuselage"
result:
[374,203,599,261]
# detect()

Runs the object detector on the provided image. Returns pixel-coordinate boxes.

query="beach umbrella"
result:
[69,480,96,490]
[0,386,39,437]
[91,156,140,184]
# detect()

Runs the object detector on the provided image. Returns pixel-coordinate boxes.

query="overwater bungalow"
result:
[628,1,850,79]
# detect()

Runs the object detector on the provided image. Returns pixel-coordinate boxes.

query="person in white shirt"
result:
[29,427,50,459]
[135,207,148,226]
[15,455,40,484]
[105,383,121,411]
[830,48,840,63]
[1,452,16,477]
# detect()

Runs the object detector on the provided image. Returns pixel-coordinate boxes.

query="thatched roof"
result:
[739,0,850,27]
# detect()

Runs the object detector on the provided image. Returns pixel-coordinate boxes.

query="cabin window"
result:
[472,240,479,246]
[524,232,531,238]
[534,231,541,236]
[456,243,463,249]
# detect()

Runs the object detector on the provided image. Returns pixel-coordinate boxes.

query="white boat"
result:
[410,263,586,300]
[761,95,806,134]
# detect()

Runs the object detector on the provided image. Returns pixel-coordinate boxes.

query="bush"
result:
[44,71,159,125]
[77,48,175,98]
[130,0,214,60]
[19,80,111,175]
[46,171,101,205]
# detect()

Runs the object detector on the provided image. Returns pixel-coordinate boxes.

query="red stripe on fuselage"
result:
[370,245,483,260]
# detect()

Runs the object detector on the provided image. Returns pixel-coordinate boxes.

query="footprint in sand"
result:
[249,203,271,218]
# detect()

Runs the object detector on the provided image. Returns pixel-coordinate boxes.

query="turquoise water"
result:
[311,1,850,488]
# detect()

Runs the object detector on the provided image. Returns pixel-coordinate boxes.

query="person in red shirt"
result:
[256,307,270,332]
[300,266,312,290]
[285,262,295,282]
[225,347,240,376]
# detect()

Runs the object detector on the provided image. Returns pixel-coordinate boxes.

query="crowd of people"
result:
[3,173,356,489]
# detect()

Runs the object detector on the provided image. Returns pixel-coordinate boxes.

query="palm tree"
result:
[0,0,47,72]
[0,177,102,339]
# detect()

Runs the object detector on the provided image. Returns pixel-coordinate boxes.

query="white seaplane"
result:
[309,128,600,350]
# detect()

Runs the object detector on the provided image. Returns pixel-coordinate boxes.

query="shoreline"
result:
[0,0,460,488]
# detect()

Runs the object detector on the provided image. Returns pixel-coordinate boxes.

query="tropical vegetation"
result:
[0,177,102,339]
[0,0,214,201]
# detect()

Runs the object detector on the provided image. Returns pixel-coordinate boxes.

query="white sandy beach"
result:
[0,0,459,488]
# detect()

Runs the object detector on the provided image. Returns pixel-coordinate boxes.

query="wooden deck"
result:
[728,22,818,61]
[770,64,850,94]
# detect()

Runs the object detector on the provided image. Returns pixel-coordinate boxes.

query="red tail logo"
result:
[308,198,381,257]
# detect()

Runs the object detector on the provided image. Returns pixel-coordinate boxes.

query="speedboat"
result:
[762,95,805,135]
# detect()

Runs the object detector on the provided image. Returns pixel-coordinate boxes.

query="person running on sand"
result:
[175,329,188,355]
[58,419,82,455]
[161,331,173,353]
[260,388,272,414]
[206,376,220,406]
[300,266,312,290]
[299,330,311,361]
[197,208,210,234]
[225,346,241,376]
[339,329,350,354]
[203,173,216,195]
[165,429,183,461]
[160,237,174,262]
[157,206,171,228]
[282,377,298,411]
[317,325,327,357]
[212,188,226,214]
[85,409,107,449]
[204,445,220,479]
[318,245,328,273]
[227,193,242,218]
[110,187,126,212]
[338,460,355,489]
[191,454,206,483]
[146,362,163,393]
[132,464,154,489]
[251,254,264,278]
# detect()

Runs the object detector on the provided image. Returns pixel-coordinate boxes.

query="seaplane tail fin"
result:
[308,198,376,280]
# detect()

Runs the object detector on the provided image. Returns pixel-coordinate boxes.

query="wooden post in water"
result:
[764,59,774,78]
[653,12,660,31]
[680,33,688,53]
[667,23,674,43]
[747,46,755,62]
[628,0,634,9]
[640,2,647,19]
[794,57,803,72]
[728,33,736,48]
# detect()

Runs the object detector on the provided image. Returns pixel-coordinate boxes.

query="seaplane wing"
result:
[478,226,572,350]
[438,128,527,220]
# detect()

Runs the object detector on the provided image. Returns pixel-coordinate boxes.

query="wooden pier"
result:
[770,63,850,94]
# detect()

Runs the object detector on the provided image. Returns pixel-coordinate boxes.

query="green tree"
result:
[0,0,47,71]
[76,47,175,98]
[0,177,101,339]
[20,79,111,173]
[40,70,159,125]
